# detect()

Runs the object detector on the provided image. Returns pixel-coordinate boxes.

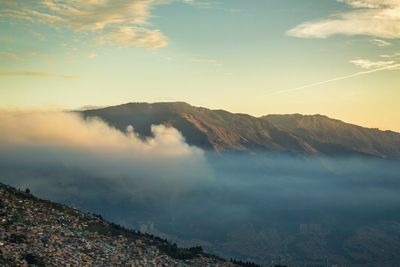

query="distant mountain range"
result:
[82,102,400,159]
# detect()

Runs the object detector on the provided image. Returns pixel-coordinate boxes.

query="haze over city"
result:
[1,1,400,267]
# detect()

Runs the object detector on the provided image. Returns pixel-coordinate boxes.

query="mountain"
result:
[81,102,400,159]
[0,182,260,267]
[263,114,400,159]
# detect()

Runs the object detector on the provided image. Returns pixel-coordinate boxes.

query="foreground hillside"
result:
[82,102,400,159]
[0,182,249,267]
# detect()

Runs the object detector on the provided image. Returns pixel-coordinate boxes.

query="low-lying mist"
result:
[0,111,212,200]
[1,110,400,266]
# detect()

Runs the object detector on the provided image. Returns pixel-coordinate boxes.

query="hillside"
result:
[264,114,400,159]
[82,102,400,159]
[0,182,254,267]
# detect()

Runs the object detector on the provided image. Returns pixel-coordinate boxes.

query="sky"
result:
[0,0,399,131]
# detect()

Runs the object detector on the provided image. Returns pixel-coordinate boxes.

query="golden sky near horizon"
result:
[0,0,399,132]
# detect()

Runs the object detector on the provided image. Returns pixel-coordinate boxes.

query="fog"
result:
[1,111,400,266]
[0,111,212,200]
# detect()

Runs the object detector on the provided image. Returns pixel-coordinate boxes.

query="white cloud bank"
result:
[288,0,400,39]
[0,111,211,199]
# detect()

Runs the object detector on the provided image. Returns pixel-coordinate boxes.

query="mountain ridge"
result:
[81,102,400,159]
[83,102,398,133]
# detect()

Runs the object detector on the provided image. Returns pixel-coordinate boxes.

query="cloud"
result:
[350,58,396,69]
[0,52,22,61]
[287,0,400,39]
[87,51,98,60]
[1,111,400,265]
[0,110,211,199]
[283,0,400,95]
[32,31,46,41]
[189,57,222,67]
[270,63,400,95]
[337,0,398,9]
[2,139,400,265]
[183,0,240,13]
[0,0,190,49]
[0,70,78,79]
[97,27,167,49]
[380,52,400,58]
[371,39,392,47]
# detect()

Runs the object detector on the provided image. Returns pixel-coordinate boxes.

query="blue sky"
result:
[0,0,399,131]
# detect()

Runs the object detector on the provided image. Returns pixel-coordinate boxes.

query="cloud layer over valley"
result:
[1,110,400,266]
[0,110,211,200]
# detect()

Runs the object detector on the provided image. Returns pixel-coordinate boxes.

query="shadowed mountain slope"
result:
[82,102,400,159]
[264,114,400,159]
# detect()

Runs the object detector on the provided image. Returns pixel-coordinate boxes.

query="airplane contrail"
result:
[269,64,400,95]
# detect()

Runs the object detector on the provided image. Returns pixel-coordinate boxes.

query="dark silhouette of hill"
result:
[82,102,400,159]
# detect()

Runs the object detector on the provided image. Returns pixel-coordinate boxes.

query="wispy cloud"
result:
[287,0,400,39]
[282,0,400,95]
[87,51,98,60]
[371,39,392,47]
[270,62,400,95]
[380,53,400,58]
[0,70,78,79]
[0,0,191,50]
[0,52,22,61]
[184,0,240,13]
[189,57,222,67]
[350,58,395,69]
[32,31,46,41]
[97,26,167,49]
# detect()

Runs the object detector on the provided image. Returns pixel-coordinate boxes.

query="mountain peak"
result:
[82,102,400,159]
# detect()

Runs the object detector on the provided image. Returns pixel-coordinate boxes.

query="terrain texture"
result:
[82,102,400,159]
[0,182,254,267]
